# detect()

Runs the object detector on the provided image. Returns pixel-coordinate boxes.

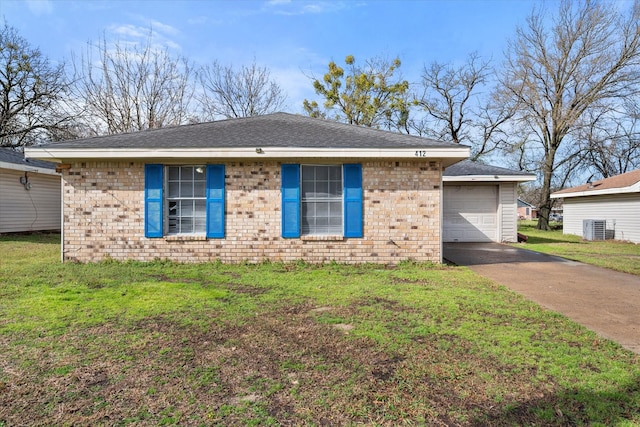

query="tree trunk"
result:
[537,143,557,231]
[537,182,552,231]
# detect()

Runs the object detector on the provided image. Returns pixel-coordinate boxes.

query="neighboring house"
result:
[0,147,61,233]
[26,113,470,263]
[517,199,537,220]
[442,161,536,243]
[551,169,640,243]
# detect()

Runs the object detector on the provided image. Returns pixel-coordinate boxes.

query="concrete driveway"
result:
[444,242,640,354]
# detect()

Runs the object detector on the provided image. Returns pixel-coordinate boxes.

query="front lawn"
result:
[517,220,640,276]
[1,233,640,425]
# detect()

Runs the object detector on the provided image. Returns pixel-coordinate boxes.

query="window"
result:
[281,164,362,238]
[145,164,225,238]
[167,166,207,234]
[301,165,343,235]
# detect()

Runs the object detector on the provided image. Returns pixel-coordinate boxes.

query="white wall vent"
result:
[583,219,606,241]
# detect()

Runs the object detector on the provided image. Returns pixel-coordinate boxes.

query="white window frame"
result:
[165,165,207,235]
[301,164,343,236]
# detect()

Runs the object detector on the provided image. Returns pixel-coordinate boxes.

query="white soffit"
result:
[551,183,640,199]
[25,146,470,166]
[443,174,536,183]
[0,161,60,176]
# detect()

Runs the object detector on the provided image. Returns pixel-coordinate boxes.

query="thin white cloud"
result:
[264,0,350,16]
[148,19,179,36]
[110,24,148,39]
[106,18,183,52]
[26,0,53,15]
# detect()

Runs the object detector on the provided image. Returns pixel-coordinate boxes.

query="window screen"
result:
[301,165,343,235]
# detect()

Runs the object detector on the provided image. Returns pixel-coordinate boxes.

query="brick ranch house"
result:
[26,113,472,263]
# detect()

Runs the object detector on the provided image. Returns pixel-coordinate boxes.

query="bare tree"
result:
[501,0,640,230]
[198,60,286,120]
[71,32,195,136]
[414,53,516,159]
[0,23,73,148]
[576,101,640,178]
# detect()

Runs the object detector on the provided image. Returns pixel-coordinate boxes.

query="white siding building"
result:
[551,169,640,244]
[0,148,61,233]
[443,161,536,243]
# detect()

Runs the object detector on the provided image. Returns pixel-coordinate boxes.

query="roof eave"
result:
[551,184,640,199]
[443,174,536,183]
[25,146,470,166]
[0,160,60,176]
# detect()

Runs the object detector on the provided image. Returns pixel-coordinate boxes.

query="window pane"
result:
[316,181,329,197]
[182,167,194,180]
[302,166,314,181]
[181,181,193,197]
[329,166,341,181]
[195,200,206,217]
[182,200,194,216]
[302,202,313,217]
[181,218,193,234]
[302,181,314,198]
[316,166,328,180]
[194,181,206,197]
[195,218,206,233]
[301,202,312,234]
[168,167,180,181]
[329,181,342,197]
[330,200,341,212]
[315,201,328,217]
[168,182,179,198]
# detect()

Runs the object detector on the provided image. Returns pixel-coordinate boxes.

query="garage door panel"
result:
[464,215,481,225]
[450,200,465,210]
[443,185,498,242]
[482,216,496,226]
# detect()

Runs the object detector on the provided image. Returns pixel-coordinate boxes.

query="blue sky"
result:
[1,0,539,112]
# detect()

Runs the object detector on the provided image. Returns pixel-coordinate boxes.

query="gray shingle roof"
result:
[444,160,532,177]
[0,147,57,170]
[42,112,462,150]
[518,199,536,208]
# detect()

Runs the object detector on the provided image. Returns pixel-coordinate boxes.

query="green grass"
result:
[517,220,640,276]
[1,233,640,425]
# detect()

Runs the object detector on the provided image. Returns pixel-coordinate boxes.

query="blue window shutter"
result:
[281,164,300,238]
[206,164,225,238]
[343,164,363,238]
[144,164,163,238]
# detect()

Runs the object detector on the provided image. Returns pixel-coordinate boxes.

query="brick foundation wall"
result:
[61,160,441,263]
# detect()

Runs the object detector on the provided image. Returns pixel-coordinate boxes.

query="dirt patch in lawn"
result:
[0,301,585,426]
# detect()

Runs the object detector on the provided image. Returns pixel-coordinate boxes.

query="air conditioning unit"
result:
[583,219,606,241]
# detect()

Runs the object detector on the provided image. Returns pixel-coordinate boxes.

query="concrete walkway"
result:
[444,242,640,354]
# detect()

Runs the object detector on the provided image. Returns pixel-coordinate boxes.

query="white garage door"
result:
[443,185,498,242]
